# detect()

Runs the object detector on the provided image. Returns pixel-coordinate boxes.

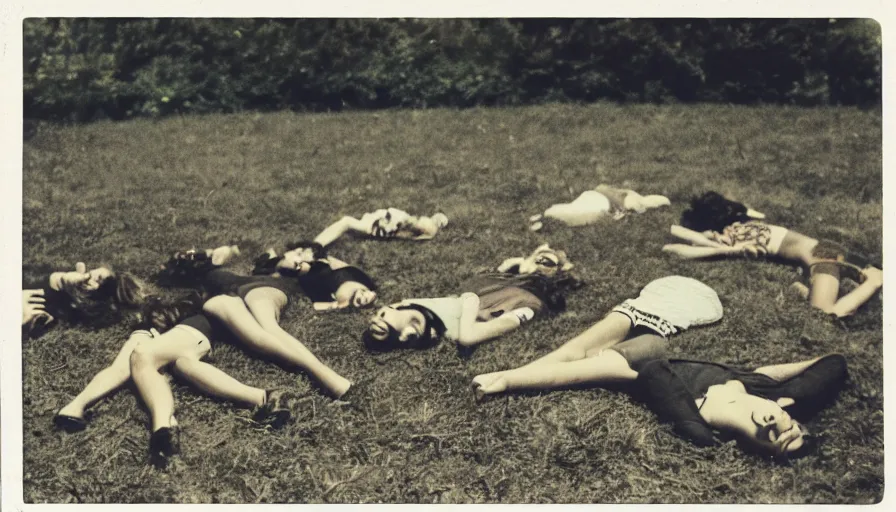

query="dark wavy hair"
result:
[133,292,204,333]
[680,192,751,233]
[362,303,447,352]
[472,272,584,313]
[61,271,146,328]
[158,250,217,286]
[252,240,327,276]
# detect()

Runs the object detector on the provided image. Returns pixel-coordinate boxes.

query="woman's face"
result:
[705,382,805,455]
[515,245,572,277]
[277,248,315,274]
[368,306,425,343]
[351,288,378,309]
[59,265,114,293]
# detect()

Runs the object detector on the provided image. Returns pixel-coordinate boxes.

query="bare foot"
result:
[790,282,810,300]
[471,373,508,400]
[331,378,353,400]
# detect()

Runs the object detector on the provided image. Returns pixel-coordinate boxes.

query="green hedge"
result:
[23,18,881,121]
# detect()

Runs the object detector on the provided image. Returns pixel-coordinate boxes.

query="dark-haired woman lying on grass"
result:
[662,192,883,318]
[363,251,582,352]
[55,296,296,468]
[22,261,146,338]
[473,332,846,458]
[160,244,357,398]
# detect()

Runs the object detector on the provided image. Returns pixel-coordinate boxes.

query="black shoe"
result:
[253,389,295,429]
[456,342,476,359]
[53,413,87,433]
[149,427,179,469]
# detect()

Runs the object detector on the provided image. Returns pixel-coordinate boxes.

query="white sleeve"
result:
[370,208,410,238]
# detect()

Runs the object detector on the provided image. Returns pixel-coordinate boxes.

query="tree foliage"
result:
[23,18,881,122]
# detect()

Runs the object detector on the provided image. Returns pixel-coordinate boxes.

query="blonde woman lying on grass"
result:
[529,184,670,231]
[314,208,449,246]
[662,192,883,318]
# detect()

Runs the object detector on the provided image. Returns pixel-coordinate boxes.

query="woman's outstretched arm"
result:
[314,216,370,247]
[753,356,826,381]
[669,225,727,248]
[455,293,525,347]
[662,243,742,260]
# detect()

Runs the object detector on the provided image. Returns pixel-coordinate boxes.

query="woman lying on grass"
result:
[22,262,145,338]
[313,208,449,247]
[471,275,724,396]
[529,184,670,231]
[55,296,296,468]
[252,243,378,312]
[160,244,354,398]
[473,332,846,458]
[662,192,883,318]
[364,249,581,352]
[495,244,575,276]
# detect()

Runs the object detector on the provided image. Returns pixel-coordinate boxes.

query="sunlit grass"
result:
[22,103,882,503]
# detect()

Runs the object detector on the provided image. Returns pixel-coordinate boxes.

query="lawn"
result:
[21,103,882,503]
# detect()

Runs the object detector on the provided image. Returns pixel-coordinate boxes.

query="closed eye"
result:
[536,256,558,267]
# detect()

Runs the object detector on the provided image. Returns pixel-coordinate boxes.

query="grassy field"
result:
[21,103,882,504]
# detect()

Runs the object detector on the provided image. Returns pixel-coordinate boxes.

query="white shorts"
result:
[173,324,213,359]
[613,276,723,335]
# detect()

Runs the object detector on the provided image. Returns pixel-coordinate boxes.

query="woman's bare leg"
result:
[130,327,209,432]
[472,348,637,398]
[234,289,352,398]
[517,312,632,370]
[822,270,883,317]
[171,357,265,407]
[808,267,841,314]
[57,330,153,419]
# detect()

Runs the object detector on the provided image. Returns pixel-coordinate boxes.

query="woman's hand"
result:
[22,289,54,327]
[735,242,767,259]
[861,266,883,287]
[210,245,240,266]
[313,301,343,312]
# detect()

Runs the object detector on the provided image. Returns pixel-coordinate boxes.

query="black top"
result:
[633,354,848,447]
[202,268,302,299]
[179,314,219,340]
[296,261,377,303]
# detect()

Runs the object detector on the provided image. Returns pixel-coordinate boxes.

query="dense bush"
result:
[23,18,881,122]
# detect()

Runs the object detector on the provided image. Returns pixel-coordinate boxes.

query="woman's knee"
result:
[170,357,197,376]
[129,343,157,371]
